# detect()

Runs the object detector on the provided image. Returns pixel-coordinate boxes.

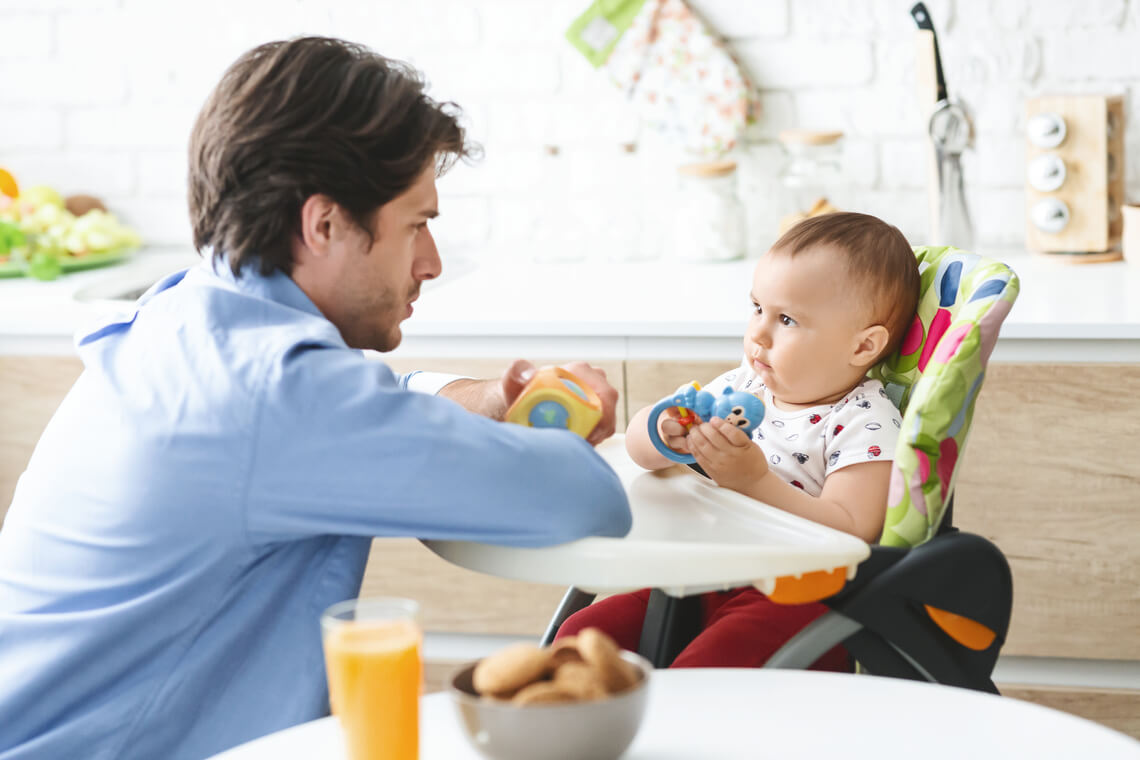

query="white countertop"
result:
[2,246,1139,360]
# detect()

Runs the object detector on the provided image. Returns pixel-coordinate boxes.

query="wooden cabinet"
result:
[0,356,84,523]
[954,363,1140,660]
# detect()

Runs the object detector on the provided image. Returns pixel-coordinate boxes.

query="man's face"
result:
[330,164,441,352]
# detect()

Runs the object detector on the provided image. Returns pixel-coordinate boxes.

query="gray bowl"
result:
[448,650,652,760]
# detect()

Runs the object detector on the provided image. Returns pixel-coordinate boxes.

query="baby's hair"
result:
[770,212,920,362]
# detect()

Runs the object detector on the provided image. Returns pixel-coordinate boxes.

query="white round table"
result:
[209,669,1140,759]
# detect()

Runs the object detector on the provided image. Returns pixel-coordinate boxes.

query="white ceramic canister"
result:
[672,160,746,261]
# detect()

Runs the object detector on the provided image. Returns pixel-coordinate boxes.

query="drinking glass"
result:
[321,597,422,760]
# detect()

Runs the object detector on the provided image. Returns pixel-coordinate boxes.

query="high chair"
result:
[540,246,1021,694]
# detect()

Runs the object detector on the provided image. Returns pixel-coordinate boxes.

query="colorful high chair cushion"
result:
[870,246,1020,549]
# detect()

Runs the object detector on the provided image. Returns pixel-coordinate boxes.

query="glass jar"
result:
[777,130,845,237]
[671,160,746,261]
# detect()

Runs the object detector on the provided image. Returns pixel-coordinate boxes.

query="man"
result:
[0,37,631,759]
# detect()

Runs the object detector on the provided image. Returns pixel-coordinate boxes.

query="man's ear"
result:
[852,324,890,368]
[297,195,340,261]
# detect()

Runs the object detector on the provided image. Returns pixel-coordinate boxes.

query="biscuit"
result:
[547,636,585,671]
[510,680,577,706]
[551,661,607,701]
[577,628,638,693]
[472,643,552,696]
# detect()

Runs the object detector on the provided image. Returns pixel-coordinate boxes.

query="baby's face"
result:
[744,246,875,407]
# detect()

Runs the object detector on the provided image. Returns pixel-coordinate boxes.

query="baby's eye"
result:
[779,314,797,326]
[751,303,762,315]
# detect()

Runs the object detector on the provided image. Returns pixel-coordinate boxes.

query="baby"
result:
[558,211,921,669]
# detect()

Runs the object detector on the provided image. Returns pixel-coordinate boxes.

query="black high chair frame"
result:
[540,490,1014,695]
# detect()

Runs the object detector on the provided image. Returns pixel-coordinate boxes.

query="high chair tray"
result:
[424,436,870,598]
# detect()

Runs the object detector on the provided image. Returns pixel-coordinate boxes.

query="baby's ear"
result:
[853,324,890,367]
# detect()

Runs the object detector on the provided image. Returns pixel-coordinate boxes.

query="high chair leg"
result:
[540,587,596,646]
[638,589,702,668]
[763,611,861,670]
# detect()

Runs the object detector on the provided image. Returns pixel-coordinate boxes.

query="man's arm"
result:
[247,348,631,547]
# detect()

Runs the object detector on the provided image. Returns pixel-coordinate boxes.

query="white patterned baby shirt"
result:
[705,358,902,498]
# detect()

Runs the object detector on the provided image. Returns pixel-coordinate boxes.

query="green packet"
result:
[565,0,648,68]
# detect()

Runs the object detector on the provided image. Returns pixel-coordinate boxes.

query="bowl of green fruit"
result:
[0,171,142,281]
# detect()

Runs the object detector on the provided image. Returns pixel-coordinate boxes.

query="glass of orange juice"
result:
[321,597,422,760]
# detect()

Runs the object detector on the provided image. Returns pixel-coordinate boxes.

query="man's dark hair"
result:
[771,212,920,362]
[188,36,475,276]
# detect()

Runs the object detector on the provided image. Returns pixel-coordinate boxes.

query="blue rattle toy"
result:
[646,382,766,464]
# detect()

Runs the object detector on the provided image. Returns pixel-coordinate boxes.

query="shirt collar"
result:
[201,254,325,320]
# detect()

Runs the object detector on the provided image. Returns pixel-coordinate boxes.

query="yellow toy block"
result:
[505,367,603,439]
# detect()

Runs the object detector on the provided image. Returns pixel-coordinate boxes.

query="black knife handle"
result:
[910,2,948,103]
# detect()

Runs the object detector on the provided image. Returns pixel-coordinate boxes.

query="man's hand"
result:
[687,417,769,493]
[497,359,538,413]
[490,359,620,445]
[558,361,618,446]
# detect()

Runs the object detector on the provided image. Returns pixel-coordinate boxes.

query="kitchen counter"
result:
[2,245,1139,362]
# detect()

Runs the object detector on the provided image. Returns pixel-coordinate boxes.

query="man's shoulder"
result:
[168,266,344,350]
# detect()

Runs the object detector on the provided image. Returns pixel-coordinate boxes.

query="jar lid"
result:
[677,160,737,178]
[778,129,844,146]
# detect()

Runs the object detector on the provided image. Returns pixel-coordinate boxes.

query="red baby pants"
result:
[555,586,850,671]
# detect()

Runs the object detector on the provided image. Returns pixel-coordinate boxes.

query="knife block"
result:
[1025,94,1125,256]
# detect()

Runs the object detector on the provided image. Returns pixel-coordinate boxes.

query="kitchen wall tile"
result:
[431,196,491,249]
[1,152,134,197]
[136,152,188,198]
[742,91,796,141]
[105,197,192,246]
[972,188,1027,246]
[691,0,788,39]
[65,105,198,150]
[0,13,53,59]
[0,58,126,106]
[3,0,1140,255]
[972,135,1026,189]
[878,138,929,190]
[1039,30,1140,80]
[477,1,583,47]
[737,39,874,89]
[0,110,64,150]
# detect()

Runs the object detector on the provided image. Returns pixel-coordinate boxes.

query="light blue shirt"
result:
[0,260,631,759]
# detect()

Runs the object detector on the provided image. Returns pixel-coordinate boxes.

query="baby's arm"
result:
[687,417,889,543]
[743,460,890,543]
[625,404,689,470]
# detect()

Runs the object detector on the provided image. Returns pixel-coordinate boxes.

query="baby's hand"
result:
[659,411,691,454]
[687,417,769,493]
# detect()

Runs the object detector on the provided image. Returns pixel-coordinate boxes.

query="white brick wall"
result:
[1,0,1137,254]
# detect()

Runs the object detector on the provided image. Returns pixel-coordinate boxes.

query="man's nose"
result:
[415,227,442,281]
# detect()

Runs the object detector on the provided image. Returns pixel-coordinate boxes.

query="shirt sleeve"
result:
[824,383,903,475]
[398,370,470,395]
[244,344,631,548]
